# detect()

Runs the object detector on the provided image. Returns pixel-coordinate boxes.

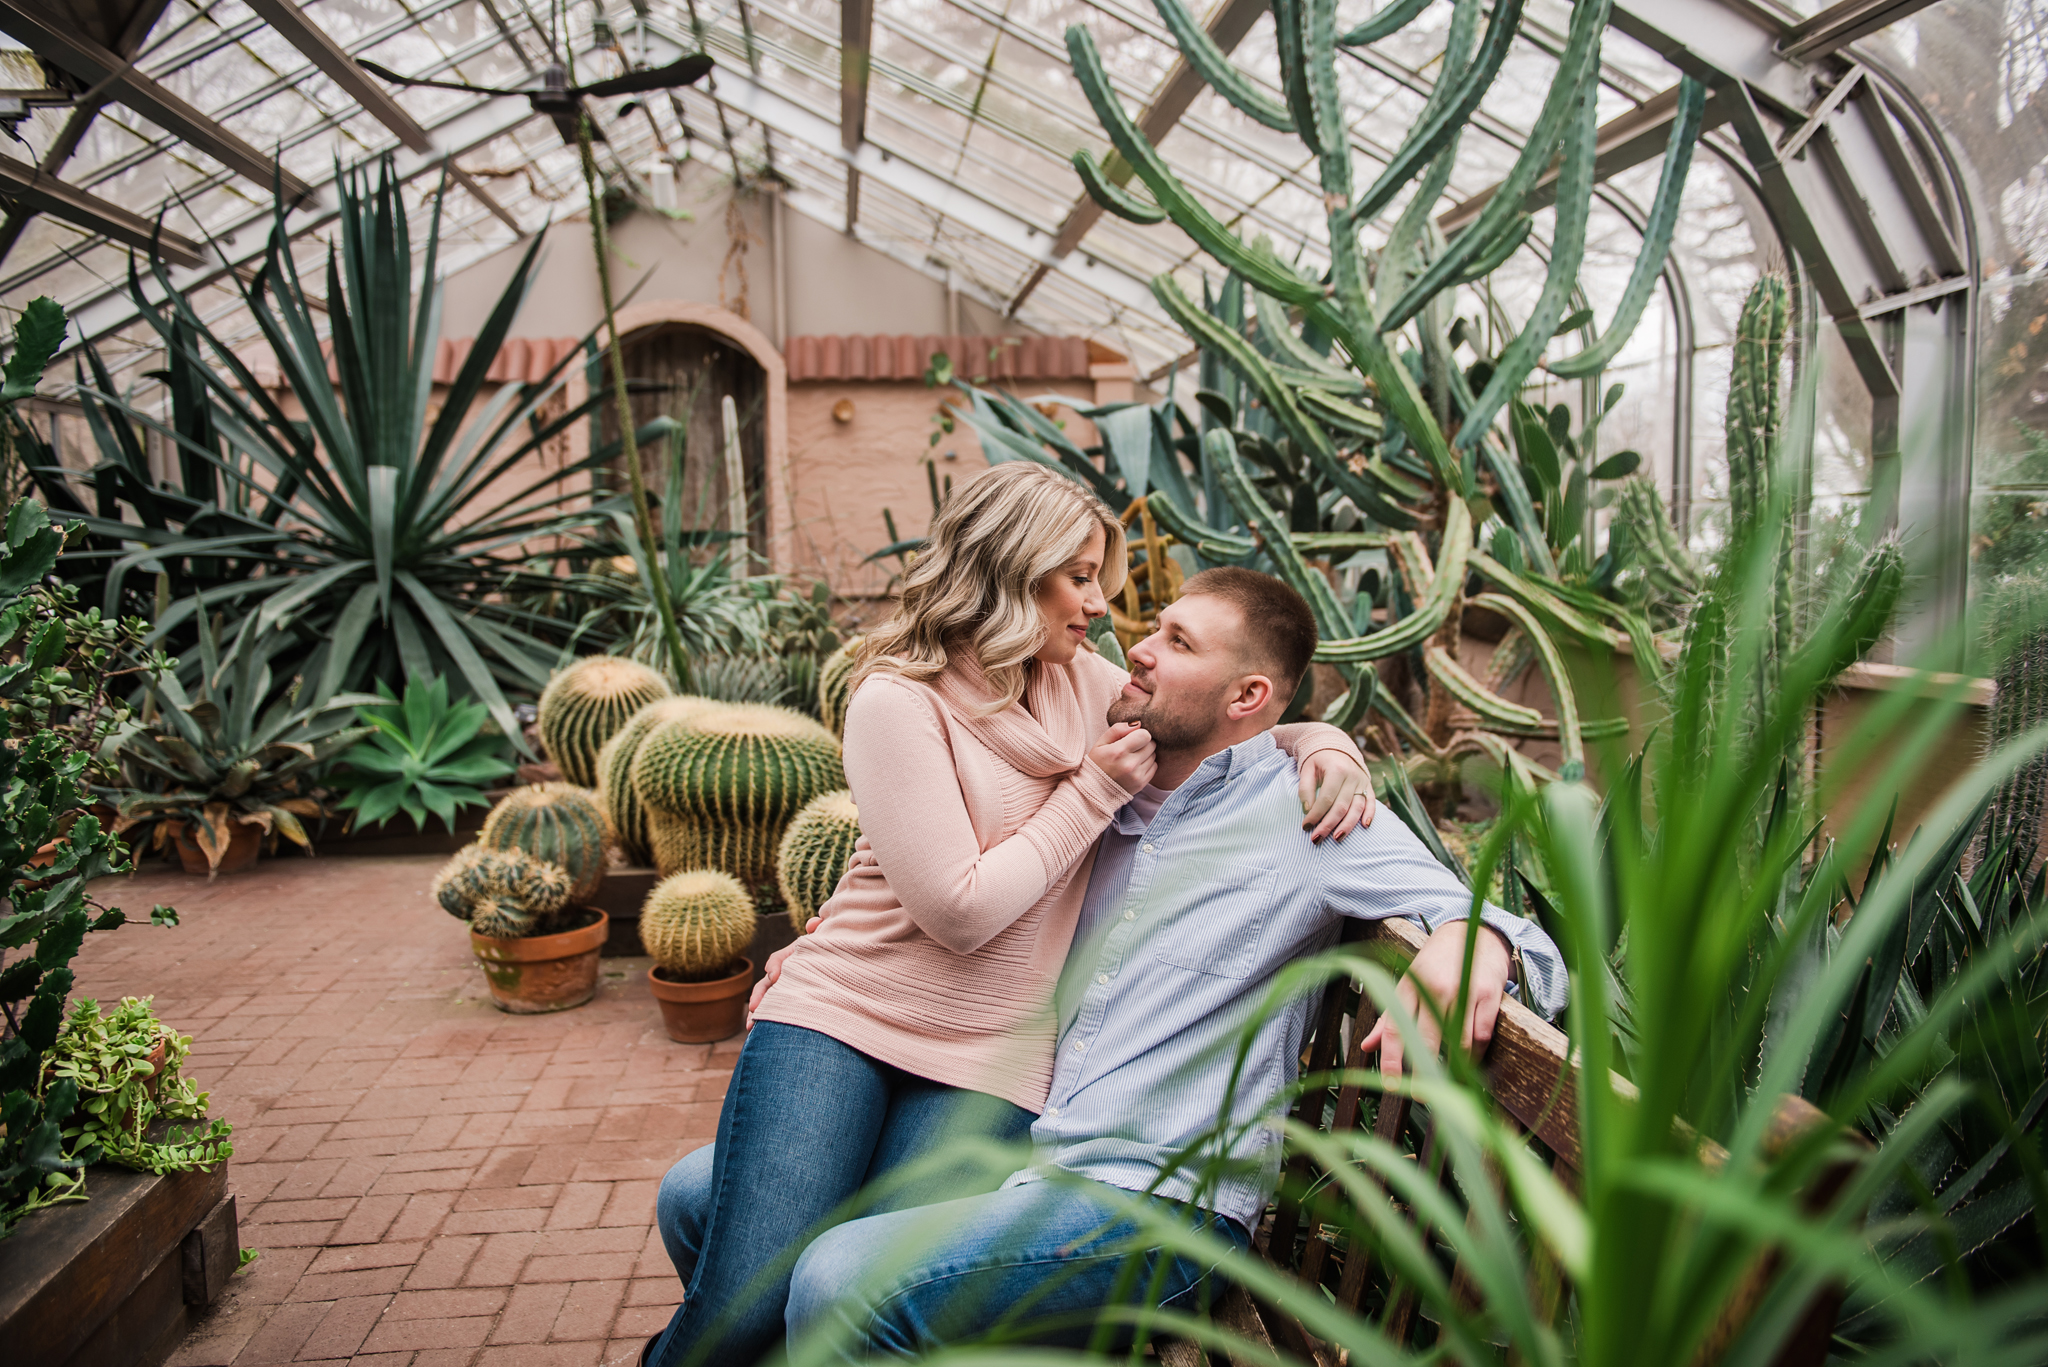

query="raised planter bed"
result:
[0,1159,235,1367]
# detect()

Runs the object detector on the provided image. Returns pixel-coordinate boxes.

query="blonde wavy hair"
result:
[859,461,1127,713]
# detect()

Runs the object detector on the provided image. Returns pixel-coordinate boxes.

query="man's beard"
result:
[1107,667,1220,750]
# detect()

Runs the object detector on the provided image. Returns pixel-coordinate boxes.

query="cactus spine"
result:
[433,845,573,940]
[641,869,757,980]
[597,697,731,865]
[479,783,609,902]
[631,704,845,886]
[817,637,862,738]
[776,790,861,931]
[538,656,672,786]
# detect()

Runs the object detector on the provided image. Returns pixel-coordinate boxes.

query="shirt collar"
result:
[1109,729,1280,833]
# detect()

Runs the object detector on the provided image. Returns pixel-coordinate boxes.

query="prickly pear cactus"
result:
[538,656,672,786]
[479,783,609,902]
[640,869,758,980]
[433,844,574,940]
[630,704,845,887]
[816,637,863,738]
[597,696,731,866]
[776,789,861,932]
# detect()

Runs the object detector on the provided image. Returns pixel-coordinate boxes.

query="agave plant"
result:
[105,606,378,874]
[326,673,515,834]
[35,158,652,744]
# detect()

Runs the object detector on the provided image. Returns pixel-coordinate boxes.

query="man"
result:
[666,569,1568,1361]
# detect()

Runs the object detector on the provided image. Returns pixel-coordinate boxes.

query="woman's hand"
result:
[746,936,807,1021]
[1298,748,1375,843]
[1089,720,1157,794]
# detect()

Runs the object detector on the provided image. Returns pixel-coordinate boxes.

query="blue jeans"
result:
[648,1022,1034,1366]
[783,1179,1249,1362]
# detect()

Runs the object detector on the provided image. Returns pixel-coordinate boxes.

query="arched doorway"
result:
[597,302,789,568]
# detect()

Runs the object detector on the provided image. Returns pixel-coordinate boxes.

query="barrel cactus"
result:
[597,696,731,865]
[776,790,861,932]
[631,704,845,886]
[479,783,609,902]
[641,869,757,981]
[817,637,862,738]
[538,655,672,786]
[433,845,573,940]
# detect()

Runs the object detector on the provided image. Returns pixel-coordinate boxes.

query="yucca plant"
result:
[327,673,515,834]
[105,603,379,873]
[39,158,667,743]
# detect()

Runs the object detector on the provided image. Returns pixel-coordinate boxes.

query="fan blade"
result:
[357,60,524,97]
[573,54,714,99]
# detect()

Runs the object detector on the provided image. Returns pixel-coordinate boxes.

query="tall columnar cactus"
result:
[631,704,845,886]
[597,696,731,865]
[1981,581,2048,874]
[433,845,574,940]
[538,655,672,786]
[817,637,863,739]
[1726,275,1794,676]
[640,869,757,980]
[776,790,861,932]
[479,783,609,902]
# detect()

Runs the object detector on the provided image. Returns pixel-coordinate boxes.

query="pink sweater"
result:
[750,648,1362,1110]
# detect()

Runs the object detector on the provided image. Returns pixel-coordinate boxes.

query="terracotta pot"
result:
[470,910,608,1014]
[648,959,753,1043]
[173,820,263,876]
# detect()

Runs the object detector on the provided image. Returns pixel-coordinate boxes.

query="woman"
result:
[648,462,1370,1365]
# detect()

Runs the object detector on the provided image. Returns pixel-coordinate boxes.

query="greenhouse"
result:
[0,0,2044,1364]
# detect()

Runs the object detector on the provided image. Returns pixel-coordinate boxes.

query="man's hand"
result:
[1298,749,1376,843]
[1356,920,1512,1078]
[1090,720,1157,794]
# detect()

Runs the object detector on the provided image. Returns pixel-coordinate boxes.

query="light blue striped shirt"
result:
[1002,730,1569,1230]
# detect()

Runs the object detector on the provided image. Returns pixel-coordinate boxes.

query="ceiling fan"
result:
[357,54,713,146]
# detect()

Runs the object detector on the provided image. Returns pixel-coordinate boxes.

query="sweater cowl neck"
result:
[928,653,1093,781]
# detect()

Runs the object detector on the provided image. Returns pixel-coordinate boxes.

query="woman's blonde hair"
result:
[859,462,1127,712]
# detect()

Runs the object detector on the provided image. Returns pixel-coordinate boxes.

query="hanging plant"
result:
[40,997,233,1178]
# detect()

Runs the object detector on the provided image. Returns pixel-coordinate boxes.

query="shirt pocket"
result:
[1150,860,1279,980]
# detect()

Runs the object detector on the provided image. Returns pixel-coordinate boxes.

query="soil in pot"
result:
[470,909,609,1014]
[174,820,263,876]
[649,959,753,1043]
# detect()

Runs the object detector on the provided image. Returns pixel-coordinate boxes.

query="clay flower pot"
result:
[648,959,753,1043]
[470,911,609,1014]
[173,819,263,877]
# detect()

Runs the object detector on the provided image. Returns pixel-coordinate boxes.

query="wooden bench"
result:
[1163,916,1863,1367]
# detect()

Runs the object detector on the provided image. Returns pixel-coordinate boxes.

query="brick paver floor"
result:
[72,853,736,1367]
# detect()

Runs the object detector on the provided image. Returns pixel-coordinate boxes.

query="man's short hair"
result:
[1177,567,1318,702]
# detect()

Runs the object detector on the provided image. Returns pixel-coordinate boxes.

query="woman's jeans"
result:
[647,1022,1033,1366]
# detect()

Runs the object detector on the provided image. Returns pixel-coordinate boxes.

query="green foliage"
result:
[0,297,65,405]
[432,844,574,940]
[640,868,756,980]
[776,790,861,932]
[42,997,232,1177]
[35,159,637,743]
[632,704,844,887]
[537,655,671,787]
[329,674,515,834]
[816,637,862,739]
[477,783,609,903]
[106,600,377,874]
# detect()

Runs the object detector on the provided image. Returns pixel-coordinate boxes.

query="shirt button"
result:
[1097,974,1109,984]
[1142,842,1155,852]
[1073,1039,1087,1052]
[1045,1107,1059,1118]
[1123,910,1135,921]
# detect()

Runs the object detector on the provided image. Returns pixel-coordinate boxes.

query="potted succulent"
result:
[433,845,610,1013]
[107,605,376,876]
[640,869,756,1042]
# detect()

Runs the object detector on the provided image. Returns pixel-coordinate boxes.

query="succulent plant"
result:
[817,637,862,739]
[776,789,861,932]
[537,655,671,787]
[595,696,731,866]
[693,653,797,707]
[640,868,757,980]
[631,704,844,886]
[478,783,609,902]
[433,844,574,940]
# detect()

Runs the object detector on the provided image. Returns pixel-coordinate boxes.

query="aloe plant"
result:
[34,159,645,745]
[327,673,516,834]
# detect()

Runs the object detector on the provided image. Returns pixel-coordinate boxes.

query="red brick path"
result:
[71,854,735,1366]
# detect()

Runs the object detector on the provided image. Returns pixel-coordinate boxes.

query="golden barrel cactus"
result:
[640,869,757,980]
[775,789,860,932]
[596,696,731,866]
[537,655,672,786]
[479,783,609,902]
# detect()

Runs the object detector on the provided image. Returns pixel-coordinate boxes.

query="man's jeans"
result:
[783,1179,1249,1363]
[647,1022,1032,1366]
